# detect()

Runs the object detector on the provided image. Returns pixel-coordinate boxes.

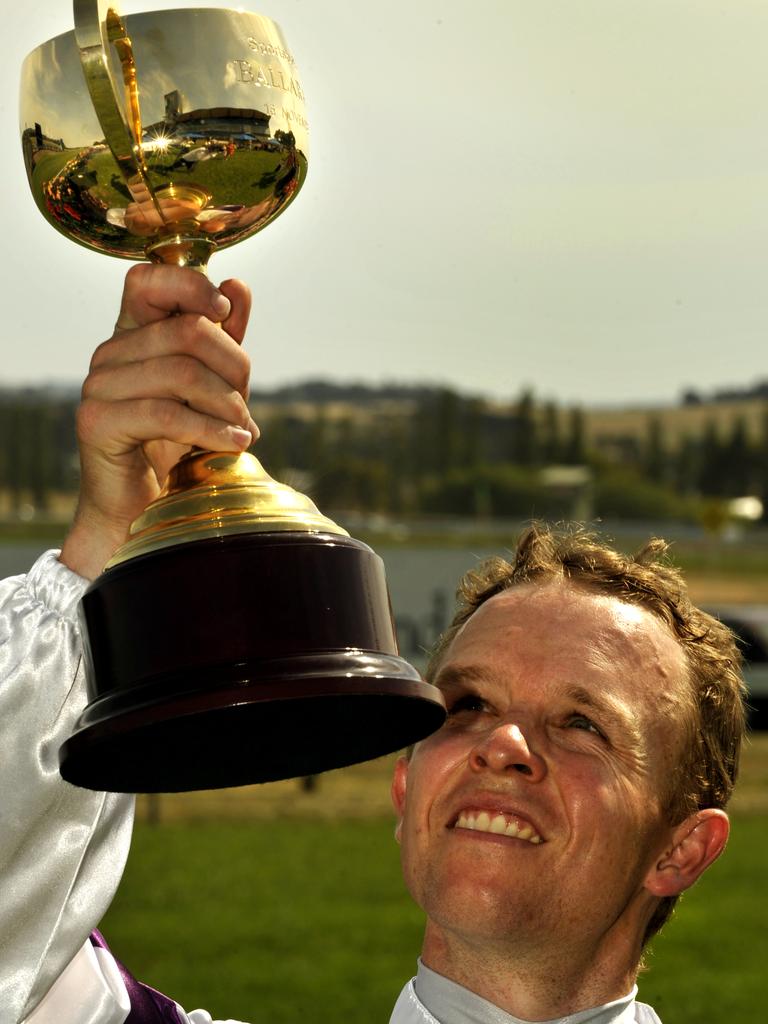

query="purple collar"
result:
[89,931,184,1024]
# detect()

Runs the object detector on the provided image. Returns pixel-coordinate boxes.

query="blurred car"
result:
[708,606,768,730]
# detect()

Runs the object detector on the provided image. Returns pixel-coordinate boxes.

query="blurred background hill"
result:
[3,377,767,531]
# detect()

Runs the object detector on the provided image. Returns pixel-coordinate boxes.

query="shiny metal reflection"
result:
[107,450,348,567]
[21,4,308,268]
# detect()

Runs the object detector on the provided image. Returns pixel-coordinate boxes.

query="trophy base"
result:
[61,531,446,793]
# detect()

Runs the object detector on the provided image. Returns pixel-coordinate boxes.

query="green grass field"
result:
[101,773,768,1022]
[102,819,423,1022]
[641,814,766,1021]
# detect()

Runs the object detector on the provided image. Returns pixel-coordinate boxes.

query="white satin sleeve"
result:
[0,551,135,1024]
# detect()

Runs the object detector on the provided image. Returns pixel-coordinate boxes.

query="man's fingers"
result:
[116,263,232,330]
[82,355,254,433]
[218,278,252,344]
[91,314,251,398]
[78,397,253,456]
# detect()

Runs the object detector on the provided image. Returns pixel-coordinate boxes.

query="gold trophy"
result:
[20,0,445,792]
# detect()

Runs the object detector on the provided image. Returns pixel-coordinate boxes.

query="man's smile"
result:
[448,805,545,844]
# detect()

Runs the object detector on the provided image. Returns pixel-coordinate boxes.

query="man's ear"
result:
[644,809,730,898]
[391,755,409,843]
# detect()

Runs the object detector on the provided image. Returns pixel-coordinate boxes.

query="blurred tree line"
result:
[252,386,768,525]
[2,385,767,524]
[0,393,79,517]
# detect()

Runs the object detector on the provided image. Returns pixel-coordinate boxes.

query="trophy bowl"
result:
[20,2,446,793]
[21,4,309,268]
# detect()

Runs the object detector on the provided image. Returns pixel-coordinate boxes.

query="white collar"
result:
[389,961,661,1024]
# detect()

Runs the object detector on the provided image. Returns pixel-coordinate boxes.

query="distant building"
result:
[21,123,65,173]
[143,92,272,143]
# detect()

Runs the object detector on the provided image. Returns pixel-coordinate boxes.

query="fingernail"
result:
[230,427,252,449]
[213,292,232,320]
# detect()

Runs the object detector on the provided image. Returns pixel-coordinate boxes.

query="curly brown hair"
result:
[424,523,747,944]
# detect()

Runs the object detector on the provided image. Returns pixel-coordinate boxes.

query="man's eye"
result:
[447,693,488,716]
[566,713,604,738]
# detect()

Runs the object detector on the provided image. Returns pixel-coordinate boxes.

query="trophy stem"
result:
[147,236,216,272]
[106,449,348,568]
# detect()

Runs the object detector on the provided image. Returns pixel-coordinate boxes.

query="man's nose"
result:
[468,722,547,780]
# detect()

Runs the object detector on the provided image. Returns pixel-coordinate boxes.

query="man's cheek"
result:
[399,834,423,903]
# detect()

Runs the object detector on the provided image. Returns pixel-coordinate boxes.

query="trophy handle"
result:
[73,0,159,209]
[73,1,216,268]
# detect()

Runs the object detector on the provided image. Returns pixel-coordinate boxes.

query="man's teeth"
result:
[455,810,542,844]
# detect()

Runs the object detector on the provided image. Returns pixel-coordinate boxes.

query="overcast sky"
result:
[3,0,767,405]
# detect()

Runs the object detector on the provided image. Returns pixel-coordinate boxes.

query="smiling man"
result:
[389,529,746,1023]
[0,268,747,1024]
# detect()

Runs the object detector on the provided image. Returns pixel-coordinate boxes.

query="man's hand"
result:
[60,264,257,581]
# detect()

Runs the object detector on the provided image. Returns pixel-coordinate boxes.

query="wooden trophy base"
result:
[60,531,446,792]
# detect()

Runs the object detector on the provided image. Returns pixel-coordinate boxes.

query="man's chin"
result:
[419,867,542,943]
[425,898,543,950]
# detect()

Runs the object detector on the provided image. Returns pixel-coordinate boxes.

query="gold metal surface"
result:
[21,3,308,269]
[106,451,348,567]
[72,0,150,195]
[21,2,327,559]
[106,9,144,150]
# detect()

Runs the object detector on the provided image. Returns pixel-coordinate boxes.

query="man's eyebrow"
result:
[564,685,640,742]
[433,664,487,692]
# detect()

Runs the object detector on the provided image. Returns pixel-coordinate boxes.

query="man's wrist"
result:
[59,515,131,581]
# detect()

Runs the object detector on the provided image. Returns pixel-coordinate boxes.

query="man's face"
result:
[391,581,690,957]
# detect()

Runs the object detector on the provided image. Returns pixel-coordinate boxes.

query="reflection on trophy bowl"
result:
[20,6,309,265]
